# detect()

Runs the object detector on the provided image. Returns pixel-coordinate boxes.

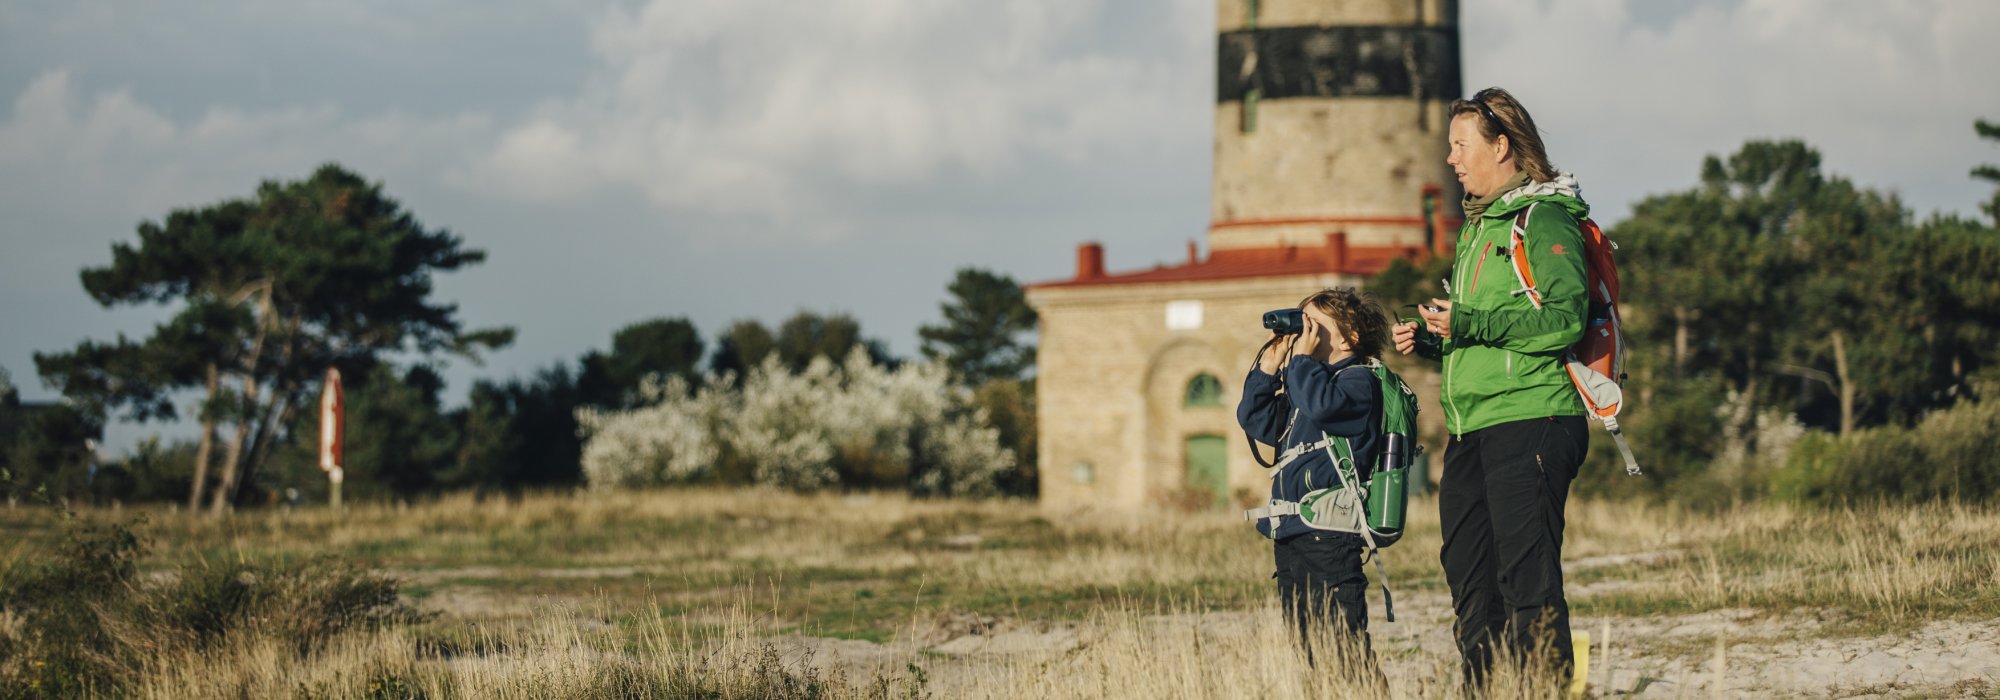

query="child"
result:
[1237,287,1391,667]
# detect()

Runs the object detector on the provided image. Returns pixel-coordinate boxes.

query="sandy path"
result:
[401,550,2000,697]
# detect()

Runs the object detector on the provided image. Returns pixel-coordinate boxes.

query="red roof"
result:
[1031,239,1432,290]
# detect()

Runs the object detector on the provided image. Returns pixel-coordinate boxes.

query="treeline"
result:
[270,302,1033,503]
[1375,124,2000,505]
[5,307,1039,507]
[1,164,1037,508]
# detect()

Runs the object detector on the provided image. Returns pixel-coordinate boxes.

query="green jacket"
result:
[1415,175,1590,435]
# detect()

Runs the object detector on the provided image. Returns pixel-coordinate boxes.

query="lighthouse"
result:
[1025,0,1461,512]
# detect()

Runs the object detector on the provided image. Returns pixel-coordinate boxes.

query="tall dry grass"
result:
[120,596,1576,699]
[7,487,2000,697]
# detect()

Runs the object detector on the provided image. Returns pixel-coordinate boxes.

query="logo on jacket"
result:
[1551,243,1568,256]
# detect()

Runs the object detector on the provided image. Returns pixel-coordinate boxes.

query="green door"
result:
[1186,435,1229,509]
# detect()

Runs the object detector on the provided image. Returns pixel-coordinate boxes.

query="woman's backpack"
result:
[1508,205,1642,475]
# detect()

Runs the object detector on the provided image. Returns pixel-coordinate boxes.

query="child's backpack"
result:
[1508,205,1642,475]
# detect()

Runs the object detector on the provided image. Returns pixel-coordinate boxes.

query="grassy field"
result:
[5,488,2000,698]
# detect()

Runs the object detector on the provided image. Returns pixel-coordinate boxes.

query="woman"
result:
[1238,287,1392,669]
[1393,86,1591,686]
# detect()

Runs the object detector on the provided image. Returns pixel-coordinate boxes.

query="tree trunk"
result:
[1639,364,1655,409]
[210,287,274,514]
[233,314,306,505]
[236,384,298,505]
[1673,305,1691,374]
[1738,358,1761,457]
[211,377,259,513]
[189,362,219,511]
[1832,330,1854,437]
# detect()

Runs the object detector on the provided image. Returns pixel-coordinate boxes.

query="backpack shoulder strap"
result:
[1508,202,1545,309]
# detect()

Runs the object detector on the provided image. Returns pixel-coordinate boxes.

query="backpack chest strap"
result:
[1268,436,1338,476]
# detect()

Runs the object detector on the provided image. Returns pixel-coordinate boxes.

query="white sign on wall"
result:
[1165,300,1203,330]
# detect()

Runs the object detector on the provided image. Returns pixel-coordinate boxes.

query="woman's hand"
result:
[1419,298,1453,339]
[1393,322,1421,355]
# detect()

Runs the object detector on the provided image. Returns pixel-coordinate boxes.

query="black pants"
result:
[1438,415,1587,687]
[1274,531,1370,667]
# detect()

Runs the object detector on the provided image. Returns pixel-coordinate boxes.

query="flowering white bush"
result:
[576,374,727,489]
[577,348,1014,495]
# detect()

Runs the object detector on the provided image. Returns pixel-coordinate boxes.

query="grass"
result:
[4,488,2000,697]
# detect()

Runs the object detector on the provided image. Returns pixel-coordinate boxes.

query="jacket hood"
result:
[1487,171,1590,220]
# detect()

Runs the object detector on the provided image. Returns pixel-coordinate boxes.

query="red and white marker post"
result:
[318,367,345,508]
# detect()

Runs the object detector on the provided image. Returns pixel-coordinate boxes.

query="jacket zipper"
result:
[1444,227,1481,438]
[1469,242,1492,297]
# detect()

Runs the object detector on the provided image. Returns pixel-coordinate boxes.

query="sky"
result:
[2,0,1997,453]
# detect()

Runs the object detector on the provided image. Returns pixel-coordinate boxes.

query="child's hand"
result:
[1257,333,1290,374]
[1294,319,1322,358]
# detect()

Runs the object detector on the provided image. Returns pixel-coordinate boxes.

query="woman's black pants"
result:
[1438,415,1588,686]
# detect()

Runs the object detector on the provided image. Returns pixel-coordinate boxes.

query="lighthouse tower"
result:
[1025,0,1461,512]
[1214,0,1461,252]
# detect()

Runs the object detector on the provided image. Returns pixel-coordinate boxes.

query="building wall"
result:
[1029,273,1366,512]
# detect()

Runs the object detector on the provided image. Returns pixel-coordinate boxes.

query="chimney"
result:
[1326,232,1350,271]
[1421,183,1450,257]
[1076,242,1105,280]
[1187,240,1200,265]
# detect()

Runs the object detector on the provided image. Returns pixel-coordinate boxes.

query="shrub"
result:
[0,514,414,697]
[970,378,1037,497]
[1772,392,2000,503]
[0,516,145,697]
[578,349,1014,496]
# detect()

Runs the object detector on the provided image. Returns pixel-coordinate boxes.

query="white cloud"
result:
[463,0,1211,229]
[0,70,493,221]
[1465,0,2000,222]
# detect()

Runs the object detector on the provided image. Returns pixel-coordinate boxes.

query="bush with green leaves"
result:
[1772,385,2000,504]
[578,349,1014,496]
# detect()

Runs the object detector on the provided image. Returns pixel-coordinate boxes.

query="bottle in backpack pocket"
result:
[1381,432,1411,472]
[1365,465,1407,539]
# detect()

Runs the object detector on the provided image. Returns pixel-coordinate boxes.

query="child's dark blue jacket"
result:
[1237,354,1383,540]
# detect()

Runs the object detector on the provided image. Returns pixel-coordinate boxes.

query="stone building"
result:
[1025,0,1462,511]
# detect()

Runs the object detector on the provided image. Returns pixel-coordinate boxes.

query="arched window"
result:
[1185,373,1223,407]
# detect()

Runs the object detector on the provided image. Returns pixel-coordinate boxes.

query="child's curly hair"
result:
[1299,287,1390,359]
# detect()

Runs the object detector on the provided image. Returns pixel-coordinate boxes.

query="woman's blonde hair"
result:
[1299,287,1389,360]
[1449,87,1557,183]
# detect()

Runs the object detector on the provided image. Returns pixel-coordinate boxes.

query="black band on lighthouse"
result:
[1219,25,1462,102]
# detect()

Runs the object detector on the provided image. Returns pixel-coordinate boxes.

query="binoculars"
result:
[1262,308,1304,336]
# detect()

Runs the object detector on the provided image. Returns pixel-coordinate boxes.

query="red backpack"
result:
[1507,206,1642,475]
